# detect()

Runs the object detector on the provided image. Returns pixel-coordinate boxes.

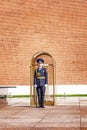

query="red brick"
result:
[0,0,87,85]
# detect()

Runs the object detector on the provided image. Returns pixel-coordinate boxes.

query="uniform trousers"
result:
[36,86,45,107]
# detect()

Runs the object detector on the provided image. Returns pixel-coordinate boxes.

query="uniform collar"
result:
[37,67,43,71]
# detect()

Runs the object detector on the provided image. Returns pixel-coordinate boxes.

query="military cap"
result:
[37,58,44,63]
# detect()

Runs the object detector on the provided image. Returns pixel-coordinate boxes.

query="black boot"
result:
[41,97,45,108]
[38,96,41,107]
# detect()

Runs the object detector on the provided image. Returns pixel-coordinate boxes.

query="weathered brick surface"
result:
[0,0,87,85]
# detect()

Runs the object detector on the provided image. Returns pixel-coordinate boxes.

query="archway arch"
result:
[30,51,56,106]
[31,51,55,66]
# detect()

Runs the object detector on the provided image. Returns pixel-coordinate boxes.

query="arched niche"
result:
[30,51,56,106]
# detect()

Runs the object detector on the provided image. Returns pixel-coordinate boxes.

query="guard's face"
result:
[38,63,43,67]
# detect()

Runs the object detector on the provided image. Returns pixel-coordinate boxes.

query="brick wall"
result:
[0,0,87,85]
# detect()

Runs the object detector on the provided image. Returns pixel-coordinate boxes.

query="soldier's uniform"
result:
[34,58,48,108]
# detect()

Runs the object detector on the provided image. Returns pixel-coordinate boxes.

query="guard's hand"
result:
[34,84,37,88]
[45,84,48,87]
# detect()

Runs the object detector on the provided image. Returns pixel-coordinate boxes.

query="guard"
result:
[34,58,48,108]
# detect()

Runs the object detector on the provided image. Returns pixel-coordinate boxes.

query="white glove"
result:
[34,84,37,88]
[45,84,48,87]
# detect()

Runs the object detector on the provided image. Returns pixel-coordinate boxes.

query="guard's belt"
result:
[36,76,45,79]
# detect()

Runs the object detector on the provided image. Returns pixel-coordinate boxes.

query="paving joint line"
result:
[30,106,54,130]
[79,97,81,130]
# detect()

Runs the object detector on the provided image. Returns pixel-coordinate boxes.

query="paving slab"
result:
[0,97,87,130]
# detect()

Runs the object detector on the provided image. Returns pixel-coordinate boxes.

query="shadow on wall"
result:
[0,88,8,106]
